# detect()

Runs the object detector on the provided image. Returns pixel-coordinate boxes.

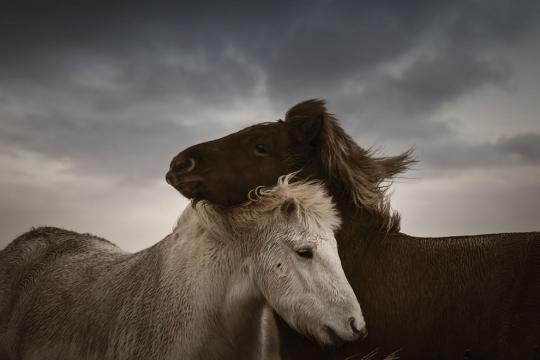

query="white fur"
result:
[0,175,364,360]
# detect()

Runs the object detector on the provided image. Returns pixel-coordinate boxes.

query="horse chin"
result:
[282,315,333,348]
[296,318,349,348]
[176,182,202,200]
[318,325,347,347]
[175,182,231,206]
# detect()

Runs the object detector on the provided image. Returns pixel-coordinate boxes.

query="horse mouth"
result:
[166,172,204,200]
[176,182,201,199]
[321,325,346,347]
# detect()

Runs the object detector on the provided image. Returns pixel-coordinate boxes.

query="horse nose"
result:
[166,156,197,186]
[171,157,196,175]
[349,317,368,340]
[165,171,175,185]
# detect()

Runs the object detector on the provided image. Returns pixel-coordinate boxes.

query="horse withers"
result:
[0,176,365,360]
[167,99,540,359]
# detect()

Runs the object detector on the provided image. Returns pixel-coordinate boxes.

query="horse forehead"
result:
[235,121,284,138]
[275,223,327,244]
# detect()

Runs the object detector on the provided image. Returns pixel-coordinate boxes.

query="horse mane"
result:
[178,173,341,238]
[286,99,416,232]
[247,173,341,232]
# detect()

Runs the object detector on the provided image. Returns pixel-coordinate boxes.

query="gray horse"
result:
[0,176,365,360]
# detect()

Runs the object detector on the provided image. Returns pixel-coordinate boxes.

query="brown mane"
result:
[285,99,416,232]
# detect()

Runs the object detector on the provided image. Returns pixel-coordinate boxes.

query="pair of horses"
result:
[1,99,539,359]
[167,99,540,360]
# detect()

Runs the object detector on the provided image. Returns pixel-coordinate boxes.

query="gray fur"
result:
[0,178,362,360]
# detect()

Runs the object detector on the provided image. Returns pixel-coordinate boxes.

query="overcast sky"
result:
[1,0,539,251]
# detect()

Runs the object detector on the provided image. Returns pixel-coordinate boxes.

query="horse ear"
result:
[285,99,326,144]
[286,116,324,144]
[280,198,299,219]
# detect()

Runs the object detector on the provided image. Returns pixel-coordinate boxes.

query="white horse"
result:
[0,176,365,360]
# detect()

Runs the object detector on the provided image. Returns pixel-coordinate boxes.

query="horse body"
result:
[366,232,538,359]
[167,99,540,359]
[0,226,252,360]
[277,226,540,359]
[1,179,365,360]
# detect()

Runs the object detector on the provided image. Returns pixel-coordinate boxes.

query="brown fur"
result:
[286,100,416,233]
[167,99,540,359]
[286,99,415,211]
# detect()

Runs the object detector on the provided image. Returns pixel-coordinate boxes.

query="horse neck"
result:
[219,267,269,359]
[302,165,390,250]
[331,187,389,234]
[160,212,268,359]
[326,189,390,272]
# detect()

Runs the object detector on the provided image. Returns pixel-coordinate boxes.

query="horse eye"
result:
[295,248,313,259]
[254,144,269,156]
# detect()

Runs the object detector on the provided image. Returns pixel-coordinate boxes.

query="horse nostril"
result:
[173,157,196,175]
[349,317,367,339]
[348,317,359,333]
[165,171,175,185]
[358,327,368,340]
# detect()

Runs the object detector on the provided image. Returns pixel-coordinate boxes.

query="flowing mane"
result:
[285,99,416,232]
[181,174,341,237]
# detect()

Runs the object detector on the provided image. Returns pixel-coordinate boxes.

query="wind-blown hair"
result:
[177,173,341,237]
[286,99,416,232]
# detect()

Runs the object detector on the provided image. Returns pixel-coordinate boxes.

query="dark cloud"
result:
[2,0,538,104]
[0,1,285,107]
[331,52,508,141]
[497,133,540,163]
[1,0,540,249]
[263,1,440,99]
[0,95,236,183]
[417,133,540,173]
[1,0,539,184]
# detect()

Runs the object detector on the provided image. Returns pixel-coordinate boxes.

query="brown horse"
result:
[166,99,540,359]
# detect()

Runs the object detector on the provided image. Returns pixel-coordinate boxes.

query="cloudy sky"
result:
[1,0,539,251]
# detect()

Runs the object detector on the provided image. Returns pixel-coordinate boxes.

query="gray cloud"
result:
[497,133,540,162]
[332,52,508,141]
[416,133,540,175]
[0,92,236,184]
[3,1,538,103]
[1,0,540,249]
[1,2,537,127]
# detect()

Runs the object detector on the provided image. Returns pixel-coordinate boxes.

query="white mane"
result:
[176,173,341,238]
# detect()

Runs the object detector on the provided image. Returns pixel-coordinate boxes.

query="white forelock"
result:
[176,173,341,238]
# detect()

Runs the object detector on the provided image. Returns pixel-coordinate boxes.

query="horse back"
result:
[324,231,540,360]
[0,226,122,359]
[500,231,540,358]
[386,231,540,359]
